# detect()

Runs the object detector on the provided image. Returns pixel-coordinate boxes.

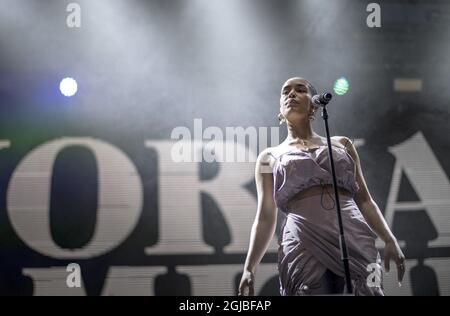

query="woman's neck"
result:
[286,121,317,142]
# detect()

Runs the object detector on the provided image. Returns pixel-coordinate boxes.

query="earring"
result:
[278,113,285,125]
[309,112,316,121]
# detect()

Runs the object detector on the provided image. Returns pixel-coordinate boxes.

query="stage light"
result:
[59,77,78,97]
[333,77,349,96]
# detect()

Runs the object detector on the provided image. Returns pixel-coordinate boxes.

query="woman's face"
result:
[279,77,314,121]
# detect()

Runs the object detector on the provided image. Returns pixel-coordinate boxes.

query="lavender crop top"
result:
[271,145,360,212]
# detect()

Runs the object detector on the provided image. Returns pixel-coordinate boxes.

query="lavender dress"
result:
[271,145,384,296]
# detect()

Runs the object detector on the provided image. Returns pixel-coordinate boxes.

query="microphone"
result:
[312,93,333,106]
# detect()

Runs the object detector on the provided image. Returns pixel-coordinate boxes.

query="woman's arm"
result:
[337,136,405,283]
[239,148,278,295]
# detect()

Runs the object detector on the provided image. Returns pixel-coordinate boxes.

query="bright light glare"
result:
[60,77,78,97]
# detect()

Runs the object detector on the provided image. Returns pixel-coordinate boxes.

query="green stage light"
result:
[333,77,349,96]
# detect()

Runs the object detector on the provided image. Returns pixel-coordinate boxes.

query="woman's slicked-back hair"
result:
[306,81,317,97]
[285,77,317,97]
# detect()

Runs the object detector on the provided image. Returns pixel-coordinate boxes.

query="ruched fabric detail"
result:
[273,145,359,213]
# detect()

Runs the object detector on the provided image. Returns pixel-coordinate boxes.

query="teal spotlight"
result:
[333,77,349,96]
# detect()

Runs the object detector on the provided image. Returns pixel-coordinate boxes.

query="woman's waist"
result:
[286,184,354,208]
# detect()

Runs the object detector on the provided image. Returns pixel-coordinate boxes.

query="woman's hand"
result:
[238,270,255,296]
[383,239,406,286]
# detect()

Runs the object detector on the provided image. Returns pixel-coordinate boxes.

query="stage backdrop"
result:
[1,0,449,295]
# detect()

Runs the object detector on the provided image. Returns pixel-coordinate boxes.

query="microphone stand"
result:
[320,102,353,295]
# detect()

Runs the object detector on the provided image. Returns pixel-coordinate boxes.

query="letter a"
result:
[66,3,81,28]
[366,3,381,28]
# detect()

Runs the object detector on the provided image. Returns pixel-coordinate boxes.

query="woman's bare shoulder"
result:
[257,145,290,170]
[331,136,353,150]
